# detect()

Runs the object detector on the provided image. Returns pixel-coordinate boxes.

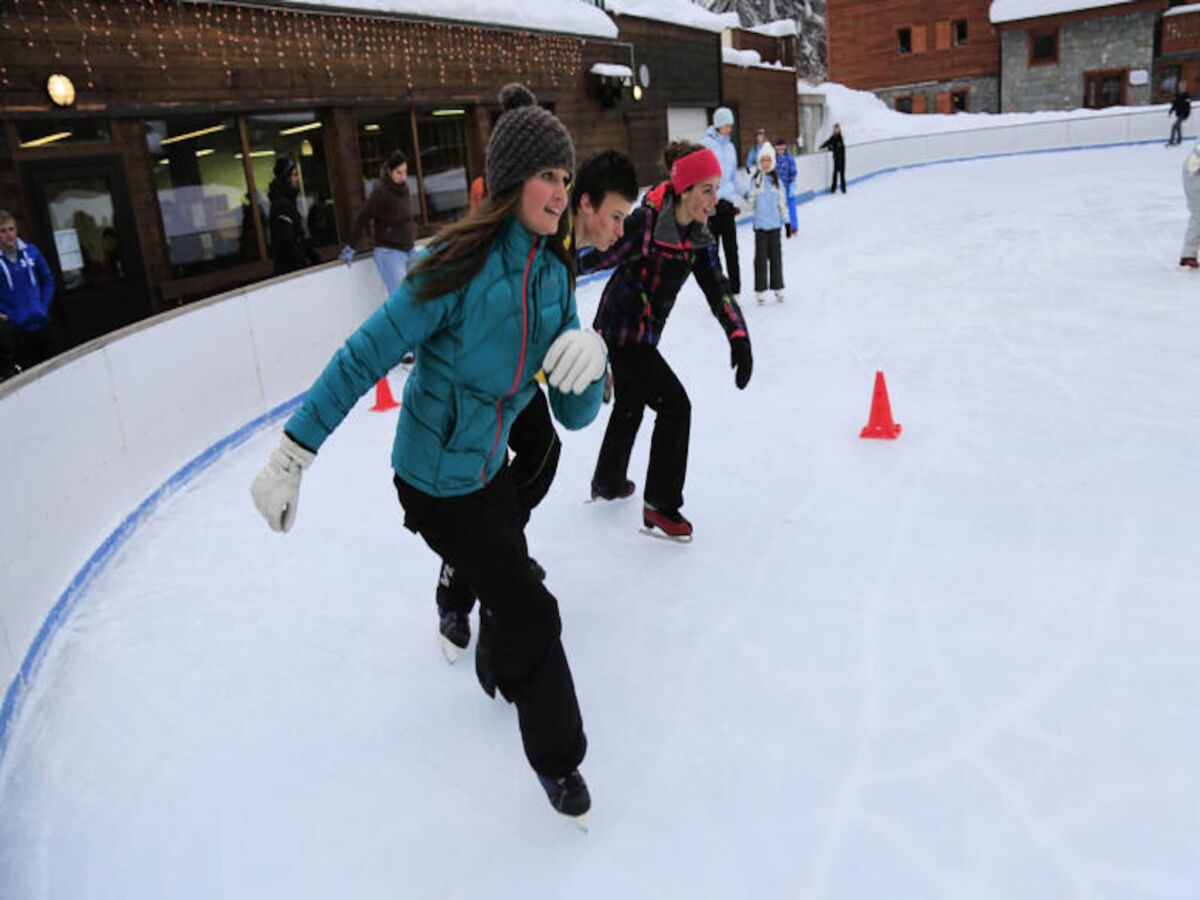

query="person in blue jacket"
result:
[702,107,744,300]
[250,84,606,824]
[0,211,56,371]
[773,138,799,233]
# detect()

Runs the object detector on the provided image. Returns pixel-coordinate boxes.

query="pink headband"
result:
[671,148,721,195]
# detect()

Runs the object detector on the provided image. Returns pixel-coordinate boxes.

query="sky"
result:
[1,142,1199,899]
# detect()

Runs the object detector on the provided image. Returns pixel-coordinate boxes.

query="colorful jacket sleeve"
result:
[691,243,748,345]
[545,293,605,431]
[285,270,460,453]
[577,207,650,275]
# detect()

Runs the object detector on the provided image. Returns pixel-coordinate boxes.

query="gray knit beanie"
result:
[485,83,575,197]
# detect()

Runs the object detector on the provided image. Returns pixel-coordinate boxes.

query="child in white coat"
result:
[746,143,792,303]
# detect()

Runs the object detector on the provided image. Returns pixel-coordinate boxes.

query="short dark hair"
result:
[385,150,408,172]
[571,150,638,213]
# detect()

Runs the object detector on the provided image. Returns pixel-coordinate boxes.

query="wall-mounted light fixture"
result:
[47,74,76,107]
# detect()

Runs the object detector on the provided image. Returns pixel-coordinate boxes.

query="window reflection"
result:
[417,111,470,223]
[43,176,127,292]
[244,112,339,248]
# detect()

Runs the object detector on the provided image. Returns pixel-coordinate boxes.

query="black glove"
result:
[785,223,794,239]
[729,336,752,390]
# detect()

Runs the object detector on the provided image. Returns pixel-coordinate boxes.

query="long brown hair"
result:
[409,187,574,301]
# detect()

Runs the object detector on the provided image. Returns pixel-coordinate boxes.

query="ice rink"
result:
[2,143,1198,898]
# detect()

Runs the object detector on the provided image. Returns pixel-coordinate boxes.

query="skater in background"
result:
[434,149,639,662]
[580,141,753,541]
[821,123,847,194]
[747,142,792,304]
[340,150,417,296]
[1169,83,1191,147]
[702,107,744,301]
[774,138,799,233]
[268,158,321,275]
[1180,140,1200,268]
[745,126,769,173]
[0,210,56,371]
[250,84,607,823]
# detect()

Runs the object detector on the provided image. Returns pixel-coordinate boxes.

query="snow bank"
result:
[989,0,1137,25]
[748,19,797,37]
[279,0,618,38]
[604,0,737,33]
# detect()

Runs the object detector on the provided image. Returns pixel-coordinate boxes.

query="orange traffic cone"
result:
[859,370,901,439]
[369,377,401,412]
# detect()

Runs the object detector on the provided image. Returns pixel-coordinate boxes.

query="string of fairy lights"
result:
[1,0,585,95]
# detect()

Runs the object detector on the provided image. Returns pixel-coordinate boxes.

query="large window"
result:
[1161,65,1181,98]
[42,174,129,293]
[244,112,339,248]
[417,109,470,223]
[355,108,419,206]
[146,116,250,277]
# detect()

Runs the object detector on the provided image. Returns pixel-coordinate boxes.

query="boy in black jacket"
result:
[821,123,847,193]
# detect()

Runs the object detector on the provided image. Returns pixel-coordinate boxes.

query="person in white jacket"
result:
[1182,140,1200,268]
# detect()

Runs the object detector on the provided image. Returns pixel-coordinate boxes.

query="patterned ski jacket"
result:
[286,215,604,497]
[579,183,748,350]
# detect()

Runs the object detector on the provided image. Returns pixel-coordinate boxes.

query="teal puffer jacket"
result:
[285,215,604,497]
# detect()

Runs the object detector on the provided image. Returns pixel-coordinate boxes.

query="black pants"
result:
[13,324,55,371]
[437,387,560,615]
[396,466,586,778]
[1170,118,1185,145]
[707,199,741,295]
[754,228,784,292]
[592,345,691,513]
[831,160,846,193]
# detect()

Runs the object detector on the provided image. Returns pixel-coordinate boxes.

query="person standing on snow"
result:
[773,138,799,233]
[702,107,744,301]
[250,84,607,825]
[433,149,639,664]
[0,210,56,371]
[821,123,847,194]
[580,142,752,541]
[747,142,792,304]
[340,149,417,296]
[1180,140,1200,268]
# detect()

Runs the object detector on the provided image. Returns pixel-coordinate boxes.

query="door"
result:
[21,156,149,349]
[1084,70,1126,109]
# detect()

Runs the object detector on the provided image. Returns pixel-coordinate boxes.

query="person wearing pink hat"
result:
[579,141,752,541]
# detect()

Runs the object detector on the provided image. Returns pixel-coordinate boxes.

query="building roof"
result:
[748,19,798,38]
[261,0,619,38]
[989,0,1139,25]
[603,0,738,33]
[1164,1,1200,16]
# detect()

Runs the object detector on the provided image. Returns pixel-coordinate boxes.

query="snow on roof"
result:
[748,19,797,38]
[989,0,1138,25]
[590,62,634,79]
[272,0,618,38]
[722,46,794,71]
[1165,2,1200,15]
[603,0,737,33]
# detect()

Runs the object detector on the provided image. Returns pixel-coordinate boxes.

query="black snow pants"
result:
[707,199,742,295]
[754,228,784,292]
[831,157,847,193]
[437,385,560,615]
[592,345,691,514]
[395,464,586,778]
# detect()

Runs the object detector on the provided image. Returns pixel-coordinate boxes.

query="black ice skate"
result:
[589,479,636,501]
[641,505,693,542]
[437,607,470,663]
[538,769,591,828]
[1181,257,1199,269]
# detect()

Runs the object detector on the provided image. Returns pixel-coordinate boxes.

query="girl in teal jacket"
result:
[251,85,605,825]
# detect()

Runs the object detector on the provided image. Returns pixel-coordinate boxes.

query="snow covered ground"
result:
[2,142,1199,899]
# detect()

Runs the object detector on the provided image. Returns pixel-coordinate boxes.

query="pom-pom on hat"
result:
[485,83,575,198]
[671,147,722,195]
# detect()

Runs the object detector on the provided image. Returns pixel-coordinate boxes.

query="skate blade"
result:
[638,526,693,544]
[438,632,462,664]
[564,812,589,832]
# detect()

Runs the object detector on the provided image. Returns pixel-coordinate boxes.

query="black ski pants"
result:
[395,465,586,778]
[707,199,741,295]
[753,228,784,292]
[831,157,847,193]
[592,345,691,513]
[437,386,560,615]
[1170,117,1185,146]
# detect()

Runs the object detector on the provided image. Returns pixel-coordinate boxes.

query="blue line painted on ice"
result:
[0,133,1183,767]
[0,395,305,764]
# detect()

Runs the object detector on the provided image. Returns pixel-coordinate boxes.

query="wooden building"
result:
[1157,3,1200,100]
[827,0,1000,113]
[724,26,802,159]
[0,0,649,352]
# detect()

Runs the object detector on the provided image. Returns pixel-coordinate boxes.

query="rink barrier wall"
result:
[0,104,1188,764]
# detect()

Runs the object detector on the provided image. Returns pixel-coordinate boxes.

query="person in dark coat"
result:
[340,149,417,295]
[268,158,320,275]
[1169,83,1192,147]
[820,123,847,193]
[579,141,753,541]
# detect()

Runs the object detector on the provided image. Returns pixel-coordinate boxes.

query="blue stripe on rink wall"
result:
[0,394,305,763]
[0,131,1186,765]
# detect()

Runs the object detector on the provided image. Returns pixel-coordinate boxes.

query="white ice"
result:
[2,144,1199,899]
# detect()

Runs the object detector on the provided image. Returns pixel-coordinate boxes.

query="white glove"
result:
[1188,148,1200,176]
[543,329,607,395]
[250,434,316,533]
